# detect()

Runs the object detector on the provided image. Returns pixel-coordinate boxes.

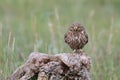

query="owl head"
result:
[69,22,85,32]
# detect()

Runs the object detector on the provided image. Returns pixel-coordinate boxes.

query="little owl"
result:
[64,22,88,52]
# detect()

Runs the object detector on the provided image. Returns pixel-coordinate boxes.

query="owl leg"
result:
[73,49,83,53]
[77,49,83,54]
[73,49,77,53]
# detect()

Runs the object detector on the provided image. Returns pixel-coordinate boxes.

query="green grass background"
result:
[1,0,120,80]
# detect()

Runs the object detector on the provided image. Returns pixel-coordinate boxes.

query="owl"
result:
[64,22,88,52]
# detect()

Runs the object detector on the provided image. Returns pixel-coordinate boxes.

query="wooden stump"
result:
[9,51,91,80]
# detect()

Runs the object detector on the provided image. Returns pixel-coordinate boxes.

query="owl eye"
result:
[69,27,74,31]
[77,27,81,31]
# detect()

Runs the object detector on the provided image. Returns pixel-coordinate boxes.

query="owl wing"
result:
[81,31,88,44]
[84,31,88,43]
[64,33,68,43]
[64,31,72,44]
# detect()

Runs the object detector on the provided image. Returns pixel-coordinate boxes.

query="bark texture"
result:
[9,51,91,80]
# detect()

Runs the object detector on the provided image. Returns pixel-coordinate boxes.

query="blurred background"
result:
[1,0,120,80]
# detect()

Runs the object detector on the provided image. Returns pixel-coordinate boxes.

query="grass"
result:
[1,0,120,80]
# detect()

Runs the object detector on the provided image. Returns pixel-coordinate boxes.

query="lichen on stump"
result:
[9,51,91,80]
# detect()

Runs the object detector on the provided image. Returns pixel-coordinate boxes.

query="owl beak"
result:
[74,26,77,31]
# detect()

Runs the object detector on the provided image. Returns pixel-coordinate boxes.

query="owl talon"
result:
[73,50,76,53]
[72,49,83,54]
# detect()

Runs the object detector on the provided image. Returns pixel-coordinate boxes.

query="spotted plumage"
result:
[64,22,88,52]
